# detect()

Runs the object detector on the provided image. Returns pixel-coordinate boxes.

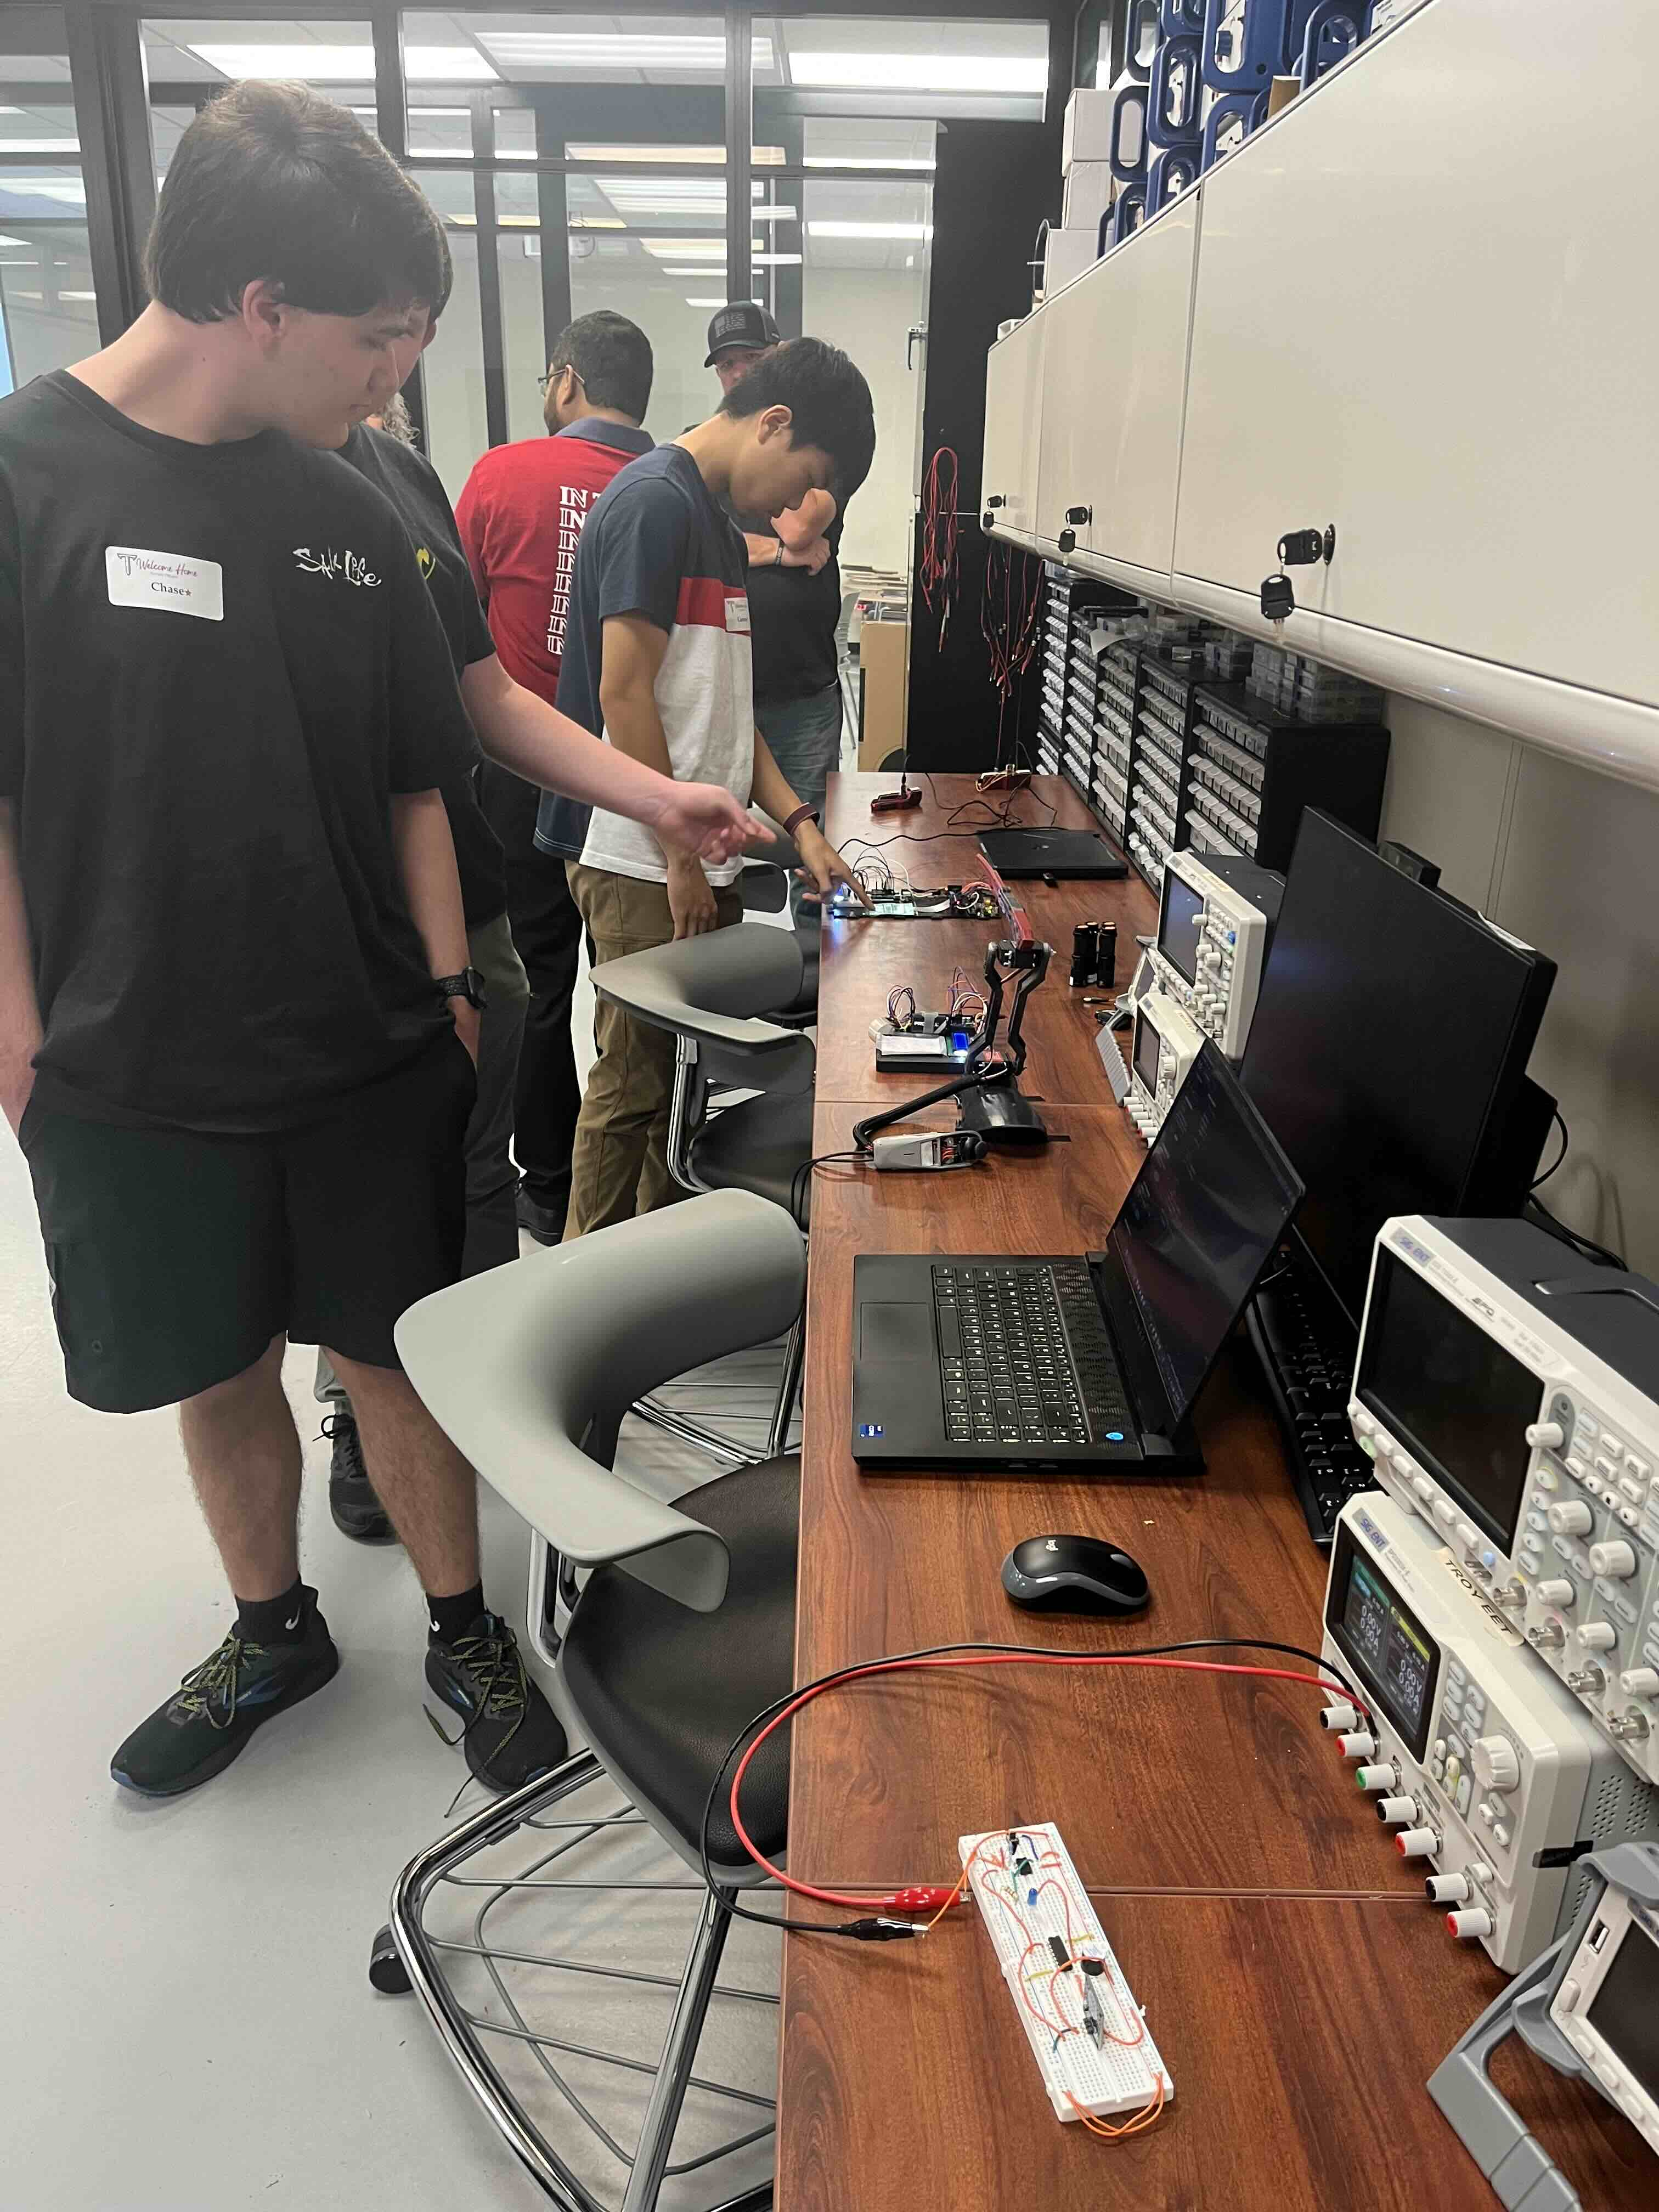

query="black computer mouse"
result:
[1001,1534,1150,1616]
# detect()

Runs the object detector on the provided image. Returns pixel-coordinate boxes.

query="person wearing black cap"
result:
[705,305,846,920]
[704,298,781,388]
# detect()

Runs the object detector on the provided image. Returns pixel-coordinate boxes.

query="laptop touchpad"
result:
[859,1302,936,1361]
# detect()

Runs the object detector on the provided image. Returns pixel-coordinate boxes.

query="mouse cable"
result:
[697,1636,1370,1939]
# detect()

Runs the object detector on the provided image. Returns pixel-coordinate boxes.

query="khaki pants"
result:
[565,862,744,1238]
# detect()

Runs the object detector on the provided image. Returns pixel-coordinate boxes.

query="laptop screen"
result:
[1108,1041,1304,1425]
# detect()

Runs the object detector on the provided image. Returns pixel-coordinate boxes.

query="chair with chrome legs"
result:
[590,925,816,1475]
[379,1190,805,2212]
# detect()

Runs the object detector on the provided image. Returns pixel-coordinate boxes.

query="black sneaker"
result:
[425,1612,568,1793]
[322,1409,395,1544]
[515,1180,567,1248]
[110,1592,339,1797]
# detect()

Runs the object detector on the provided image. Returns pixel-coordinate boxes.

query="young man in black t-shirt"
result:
[0,84,756,1803]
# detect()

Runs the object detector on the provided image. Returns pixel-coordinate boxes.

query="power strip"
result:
[958,1822,1173,2125]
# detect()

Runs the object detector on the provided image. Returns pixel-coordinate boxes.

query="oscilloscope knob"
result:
[1588,1540,1638,1579]
[1470,1737,1520,1793]
[1575,1621,1618,1651]
[1534,1579,1576,1609]
[1525,1420,1566,1451]
[1546,1500,1593,1537]
[1619,1668,1659,1699]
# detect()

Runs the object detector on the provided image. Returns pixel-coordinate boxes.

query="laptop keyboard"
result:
[932,1263,1133,1447]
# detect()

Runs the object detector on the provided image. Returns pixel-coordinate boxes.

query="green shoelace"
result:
[172,1634,265,1732]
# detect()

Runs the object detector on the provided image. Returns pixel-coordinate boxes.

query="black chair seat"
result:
[560,1455,799,1867]
[691,1090,816,1222]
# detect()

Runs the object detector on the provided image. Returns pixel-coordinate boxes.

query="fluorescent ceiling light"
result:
[0,232,31,246]
[790,52,1048,94]
[568,215,625,230]
[642,237,761,261]
[662,254,801,274]
[480,34,773,74]
[0,257,40,267]
[808,221,933,241]
[0,139,80,154]
[803,155,935,171]
[568,143,784,166]
[183,44,497,84]
[8,287,42,300]
[59,289,95,301]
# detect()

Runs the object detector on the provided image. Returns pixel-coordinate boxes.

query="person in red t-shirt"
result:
[457,312,656,1245]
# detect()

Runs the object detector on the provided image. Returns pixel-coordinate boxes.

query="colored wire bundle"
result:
[920,445,961,641]
[981,538,1043,704]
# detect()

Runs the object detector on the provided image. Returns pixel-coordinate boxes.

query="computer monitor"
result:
[1238,810,1556,1326]
[1109,1040,1304,1426]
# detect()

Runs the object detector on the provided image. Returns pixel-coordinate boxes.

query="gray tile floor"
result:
[0,917,801,2210]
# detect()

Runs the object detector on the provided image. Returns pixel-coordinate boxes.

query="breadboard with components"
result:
[959,1822,1173,2125]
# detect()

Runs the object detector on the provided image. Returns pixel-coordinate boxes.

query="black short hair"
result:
[145,81,451,324]
[548,310,653,424]
[718,336,875,501]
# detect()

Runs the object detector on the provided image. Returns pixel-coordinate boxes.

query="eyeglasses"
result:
[536,364,585,396]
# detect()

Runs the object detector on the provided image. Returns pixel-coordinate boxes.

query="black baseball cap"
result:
[704,301,780,366]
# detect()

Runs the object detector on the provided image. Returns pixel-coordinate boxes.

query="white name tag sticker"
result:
[724,592,751,635]
[105,546,224,622]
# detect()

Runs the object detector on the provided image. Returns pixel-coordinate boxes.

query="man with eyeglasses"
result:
[456,312,656,1246]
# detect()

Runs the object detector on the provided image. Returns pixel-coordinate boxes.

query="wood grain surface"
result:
[775,777,1647,2210]
[817,772,1158,1105]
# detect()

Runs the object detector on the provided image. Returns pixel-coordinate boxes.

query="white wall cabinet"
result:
[1034,198,1198,588]
[980,0,1659,792]
[980,311,1046,543]
[1173,0,1659,709]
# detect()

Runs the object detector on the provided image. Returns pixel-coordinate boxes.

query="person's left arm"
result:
[749,729,865,902]
[460,652,760,865]
[390,788,478,1063]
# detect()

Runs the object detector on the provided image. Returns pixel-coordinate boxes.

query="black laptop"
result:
[850,1042,1303,1473]
[978,827,1128,880]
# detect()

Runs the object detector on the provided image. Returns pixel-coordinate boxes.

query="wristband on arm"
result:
[783,804,819,839]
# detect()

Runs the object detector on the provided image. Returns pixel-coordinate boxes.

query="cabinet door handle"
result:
[1065,505,1093,526]
[986,494,1007,509]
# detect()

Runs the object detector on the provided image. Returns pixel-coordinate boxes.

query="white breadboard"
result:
[959,1822,1173,2124]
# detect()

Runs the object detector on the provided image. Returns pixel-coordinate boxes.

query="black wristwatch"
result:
[435,966,488,1012]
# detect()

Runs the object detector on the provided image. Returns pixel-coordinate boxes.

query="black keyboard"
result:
[932,1262,1133,1447]
[1245,1251,1371,1548]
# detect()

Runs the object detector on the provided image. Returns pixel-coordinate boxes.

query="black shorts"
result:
[19,1038,476,1414]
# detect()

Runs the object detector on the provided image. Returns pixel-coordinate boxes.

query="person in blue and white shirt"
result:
[538,338,877,1236]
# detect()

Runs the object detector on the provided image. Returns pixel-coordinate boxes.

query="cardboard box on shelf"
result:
[857,617,909,771]
[1267,75,1300,118]
[1062,160,1114,238]
[1062,86,1115,171]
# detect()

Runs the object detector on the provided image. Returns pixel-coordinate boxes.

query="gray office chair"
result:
[591,926,816,1469]
[381,1190,805,2212]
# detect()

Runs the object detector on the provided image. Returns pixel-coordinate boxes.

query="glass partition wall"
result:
[57,8,1049,549]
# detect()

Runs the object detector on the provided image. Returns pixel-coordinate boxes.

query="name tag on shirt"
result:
[105,546,224,623]
[724,592,751,636]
